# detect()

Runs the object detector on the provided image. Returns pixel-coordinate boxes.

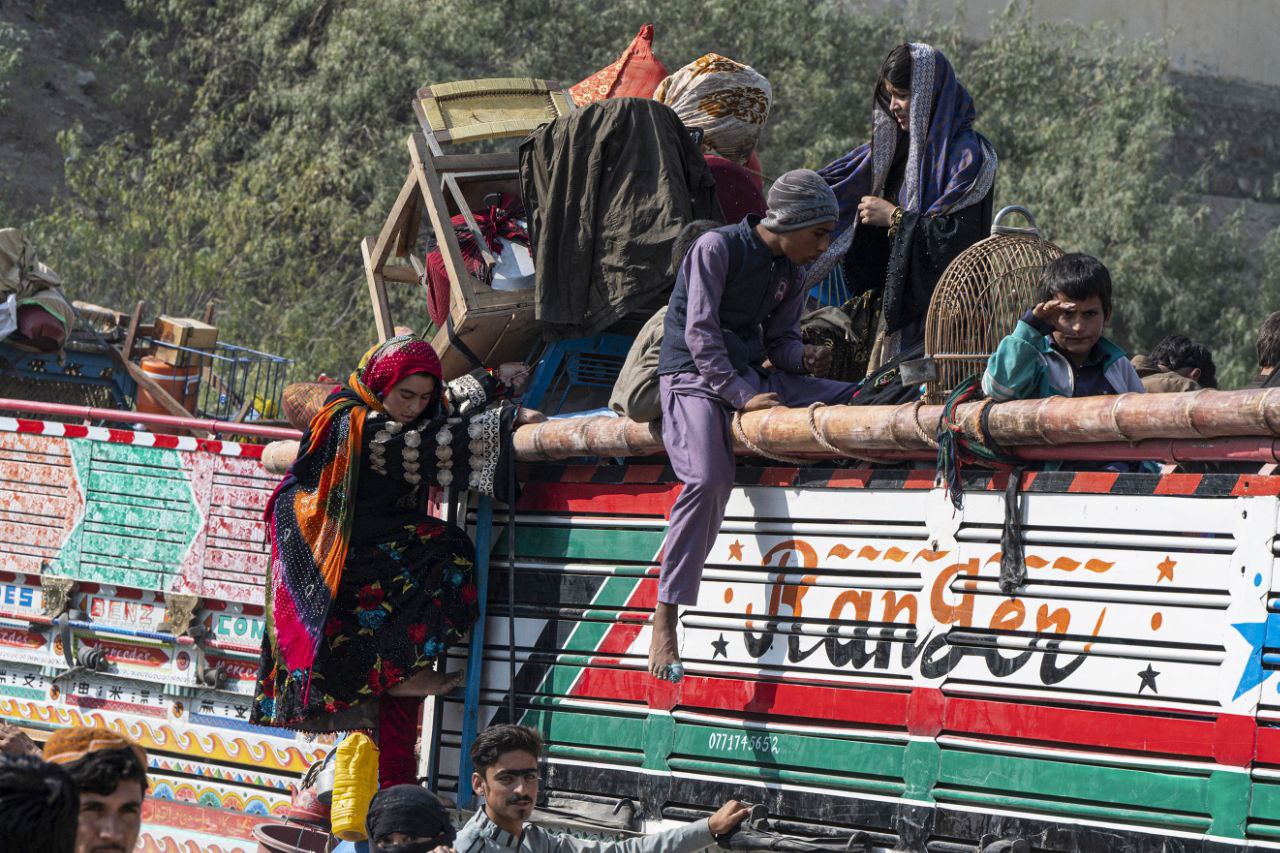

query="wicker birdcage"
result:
[922,206,1064,403]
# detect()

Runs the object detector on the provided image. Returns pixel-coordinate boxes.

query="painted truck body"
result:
[5,409,1280,850]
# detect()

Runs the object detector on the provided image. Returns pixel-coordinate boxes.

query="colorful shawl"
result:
[806,44,997,286]
[265,335,443,679]
[653,53,771,165]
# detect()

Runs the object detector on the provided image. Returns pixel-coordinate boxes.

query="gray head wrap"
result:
[761,169,838,232]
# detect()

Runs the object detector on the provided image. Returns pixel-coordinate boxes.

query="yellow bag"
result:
[329,733,380,840]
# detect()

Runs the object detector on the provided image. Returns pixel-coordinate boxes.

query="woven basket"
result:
[923,206,1063,403]
[281,382,338,432]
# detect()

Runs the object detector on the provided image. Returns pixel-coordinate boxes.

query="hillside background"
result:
[1,0,1277,384]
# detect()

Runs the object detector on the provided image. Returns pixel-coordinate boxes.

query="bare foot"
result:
[388,668,465,697]
[647,602,683,682]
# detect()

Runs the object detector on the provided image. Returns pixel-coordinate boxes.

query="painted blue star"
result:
[1231,614,1280,699]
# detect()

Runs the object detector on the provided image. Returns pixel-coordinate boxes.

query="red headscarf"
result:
[351,334,444,412]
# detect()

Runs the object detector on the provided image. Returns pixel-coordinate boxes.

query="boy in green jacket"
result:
[983,253,1144,402]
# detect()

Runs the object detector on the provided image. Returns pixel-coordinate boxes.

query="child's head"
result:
[1037,253,1112,359]
[1257,310,1280,371]
[1149,334,1217,388]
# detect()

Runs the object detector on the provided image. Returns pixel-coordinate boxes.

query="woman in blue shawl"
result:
[811,43,997,374]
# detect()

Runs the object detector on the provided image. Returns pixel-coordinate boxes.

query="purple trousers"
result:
[657,372,857,605]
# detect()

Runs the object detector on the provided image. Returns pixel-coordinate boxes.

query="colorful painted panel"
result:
[0,418,306,852]
[433,464,1280,851]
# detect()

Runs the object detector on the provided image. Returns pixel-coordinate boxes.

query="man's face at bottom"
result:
[478,749,539,826]
[77,779,144,853]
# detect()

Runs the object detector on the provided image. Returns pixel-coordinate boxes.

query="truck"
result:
[6,390,1280,852]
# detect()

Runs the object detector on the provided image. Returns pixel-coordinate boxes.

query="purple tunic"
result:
[657,229,856,606]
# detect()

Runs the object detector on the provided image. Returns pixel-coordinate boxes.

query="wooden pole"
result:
[270,385,1280,465]
[512,389,1280,462]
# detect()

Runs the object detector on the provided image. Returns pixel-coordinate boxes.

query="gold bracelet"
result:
[888,206,905,239]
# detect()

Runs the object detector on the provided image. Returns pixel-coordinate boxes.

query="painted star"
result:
[1156,557,1176,583]
[727,540,744,561]
[1231,616,1280,699]
[711,634,729,659]
[1137,663,1160,695]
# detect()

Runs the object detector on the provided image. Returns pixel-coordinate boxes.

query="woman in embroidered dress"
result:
[810,43,997,376]
[251,335,516,788]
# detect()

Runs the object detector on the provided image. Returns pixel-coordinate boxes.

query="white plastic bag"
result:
[0,294,18,342]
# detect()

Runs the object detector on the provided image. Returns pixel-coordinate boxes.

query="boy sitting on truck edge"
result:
[983,253,1144,403]
[649,169,859,684]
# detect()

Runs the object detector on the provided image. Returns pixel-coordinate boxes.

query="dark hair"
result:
[0,754,79,853]
[1149,334,1217,389]
[1038,253,1113,318]
[61,746,148,797]
[1257,310,1280,369]
[470,725,543,778]
[874,44,913,115]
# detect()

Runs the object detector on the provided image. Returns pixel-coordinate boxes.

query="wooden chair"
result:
[363,78,573,378]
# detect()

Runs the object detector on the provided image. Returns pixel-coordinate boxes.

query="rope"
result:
[805,403,846,456]
[731,411,811,465]
[911,398,938,449]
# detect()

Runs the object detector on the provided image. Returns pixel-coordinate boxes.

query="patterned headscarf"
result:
[265,336,443,682]
[654,53,771,165]
[806,44,997,286]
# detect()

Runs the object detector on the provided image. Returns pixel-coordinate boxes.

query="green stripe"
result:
[1246,822,1280,840]
[938,789,1210,831]
[546,744,642,766]
[521,708,645,754]
[513,526,664,563]
[668,757,905,796]
[673,723,905,782]
[1249,780,1280,822]
[938,749,1209,814]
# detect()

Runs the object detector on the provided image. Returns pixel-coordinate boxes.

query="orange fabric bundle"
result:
[569,24,669,106]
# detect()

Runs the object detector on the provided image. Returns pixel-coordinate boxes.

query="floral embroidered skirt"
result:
[252,518,479,732]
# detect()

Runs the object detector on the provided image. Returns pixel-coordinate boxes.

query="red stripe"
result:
[516,482,678,516]
[904,469,936,489]
[561,465,601,483]
[944,694,1254,766]
[1234,476,1280,496]
[61,424,89,438]
[1068,472,1119,493]
[1252,724,1280,765]
[824,469,872,488]
[1154,473,1203,495]
[623,465,666,484]
[758,468,797,487]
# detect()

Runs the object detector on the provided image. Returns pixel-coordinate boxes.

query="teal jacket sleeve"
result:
[982,319,1047,402]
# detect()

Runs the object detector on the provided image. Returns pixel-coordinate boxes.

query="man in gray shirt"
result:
[453,724,749,853]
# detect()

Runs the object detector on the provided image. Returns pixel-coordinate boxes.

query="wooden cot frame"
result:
[361,78,572,378]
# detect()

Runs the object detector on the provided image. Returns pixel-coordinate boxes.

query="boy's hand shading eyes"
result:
[1032,298,1073,325]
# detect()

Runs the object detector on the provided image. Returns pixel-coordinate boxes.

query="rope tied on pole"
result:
[732,410,811,465]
